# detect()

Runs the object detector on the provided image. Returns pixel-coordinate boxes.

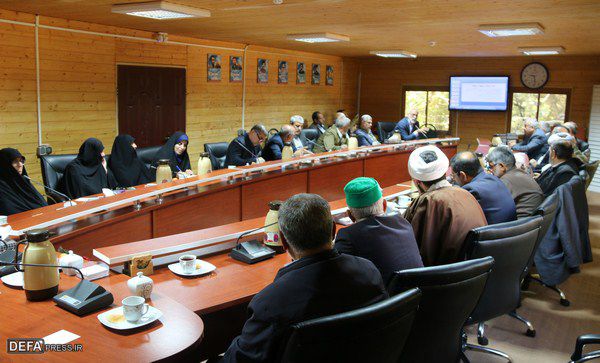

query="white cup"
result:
[122,296,149,322]
[179,254,197,274]
[398,195,412,208]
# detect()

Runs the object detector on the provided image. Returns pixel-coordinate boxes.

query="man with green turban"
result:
[334,177,423,283]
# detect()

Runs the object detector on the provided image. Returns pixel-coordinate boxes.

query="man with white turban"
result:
[403,145,487,266]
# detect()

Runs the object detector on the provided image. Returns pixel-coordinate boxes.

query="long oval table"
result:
[6,138,458,259]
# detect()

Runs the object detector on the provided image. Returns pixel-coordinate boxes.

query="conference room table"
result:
[1,137,458,361]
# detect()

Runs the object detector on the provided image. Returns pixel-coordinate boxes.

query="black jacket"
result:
[225,133,262,167]
[335,214,423,283]
[536,158,583,197]
[221,249,388,362]
[262,134,296,161]
[511,128,548,160]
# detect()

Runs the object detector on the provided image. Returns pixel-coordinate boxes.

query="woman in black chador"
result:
[151,131,193,177]
[108,134,152,188]
[62,138,117,199]
[0,148,47,215]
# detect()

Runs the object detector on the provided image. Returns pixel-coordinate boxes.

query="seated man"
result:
[262,125,306,161]
[533,125,570,171]
[404,145,487,266]
[225,124,267,167]
[313,115,350,153]
[334,177,423,283]
[564,121,590,160]
[487,146,544,218]
[537,138,583,196]
[355,115,381,147]
[394,108,428,141]
[308,111,327,136]
[290,115,308,150]
[222,194,388,362]
[510,118,548,160]
[451,151,517,225]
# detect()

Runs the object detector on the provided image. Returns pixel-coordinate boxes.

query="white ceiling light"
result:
[369,50,417,58]
[287,33,350,43]
[112,1,211,20]
[478,23,544,37]
[518,46,565,55]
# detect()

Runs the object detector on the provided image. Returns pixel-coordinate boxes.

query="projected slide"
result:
[449,76,509,111]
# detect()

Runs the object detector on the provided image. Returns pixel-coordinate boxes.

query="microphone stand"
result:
[234,221,279,249]
[24,175,76,206]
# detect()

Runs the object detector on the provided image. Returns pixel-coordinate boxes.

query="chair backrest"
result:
[523,193,559,279]
[301,128,319,151]
[39,154,77,203]
[204,142,229,170]
[464,215,543,324]
[136,145,161,169]
[567,175,592,263]
[388,257,494,363]
[585,160,599,190]
[280,288,421,363]
[377,121,396,142]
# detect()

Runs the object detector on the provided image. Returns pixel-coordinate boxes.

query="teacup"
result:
[122,296,149,322]
[179,254,197,274]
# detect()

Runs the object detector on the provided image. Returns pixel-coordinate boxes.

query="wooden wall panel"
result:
[0,15,39,181]
[0,8,358,180]
[358,56,600,149]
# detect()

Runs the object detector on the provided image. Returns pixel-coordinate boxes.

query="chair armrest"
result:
[571,334,600,361]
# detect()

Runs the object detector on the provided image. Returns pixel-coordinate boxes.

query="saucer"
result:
[1,271,23,288]
[98,306,162,330]
[168,260,216,277]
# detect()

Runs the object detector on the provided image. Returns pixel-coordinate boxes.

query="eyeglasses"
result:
[254,130,267,142]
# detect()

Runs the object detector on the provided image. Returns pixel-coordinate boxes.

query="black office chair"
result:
[39,154,77,203]
[570,334,600,363]
[301,129,319,151]
[377,121,396,142]
[388,257,494,363]
[268,128,279,139]
[463,215,543,362]
[136,145,161,170]
[204,142,229,170]
[279,288,421,363]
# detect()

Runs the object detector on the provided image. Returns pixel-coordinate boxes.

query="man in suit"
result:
[451,151,517,225]
[308,111,327,136]
[510,118,548,160]
[537,138,583,196]
[335,177,423,283]
[225,124,267,167]
[394,109,428,140]
[289,115,308,150]
[355,115,381,147]
[564,121,591,161]
[487,146,544,218]
[313,115,351,153]
[222,193,388,362]
[262,125,309,161]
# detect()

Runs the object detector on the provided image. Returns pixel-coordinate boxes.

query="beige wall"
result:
[0,9,359,183]
[358,56,600,149]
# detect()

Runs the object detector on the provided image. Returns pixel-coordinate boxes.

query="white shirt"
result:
[293,136,304,149]
[336,128,344,140]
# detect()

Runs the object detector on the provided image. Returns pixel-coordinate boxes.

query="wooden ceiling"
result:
[1,0,599,57]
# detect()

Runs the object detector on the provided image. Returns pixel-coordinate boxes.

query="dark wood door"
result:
[118,65,186,147]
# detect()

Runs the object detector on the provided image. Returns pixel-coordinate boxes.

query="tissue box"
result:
[80,263,109,281]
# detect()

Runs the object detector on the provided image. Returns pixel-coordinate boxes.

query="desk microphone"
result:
[230,221,278,264]
[234,139,260,160]
[305,139,327,152]
[24,175,76,207]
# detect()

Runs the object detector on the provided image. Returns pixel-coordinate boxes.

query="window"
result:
[404,90,450,131]
[510,92,568,133]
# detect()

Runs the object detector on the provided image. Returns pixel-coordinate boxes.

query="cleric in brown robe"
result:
[404,145,487,266]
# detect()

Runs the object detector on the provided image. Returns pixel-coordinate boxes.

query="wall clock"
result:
[521,62,549,89]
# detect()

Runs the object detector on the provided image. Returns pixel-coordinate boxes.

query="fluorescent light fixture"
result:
[287,33,350,43]
[112,1,211,20]
[518,46,565,55]
[369,50,417,58]
[478,23,544,37]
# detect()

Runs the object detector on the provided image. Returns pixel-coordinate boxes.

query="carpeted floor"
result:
[464,192,600,362]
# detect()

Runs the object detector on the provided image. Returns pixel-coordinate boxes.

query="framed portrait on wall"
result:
[230,56,243,82]
[278,61,288,84]
[312,64,321,85]
[296,62,306,84]
[207,54,221,82]
[326,65,334,86]
[257,58,269,83]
